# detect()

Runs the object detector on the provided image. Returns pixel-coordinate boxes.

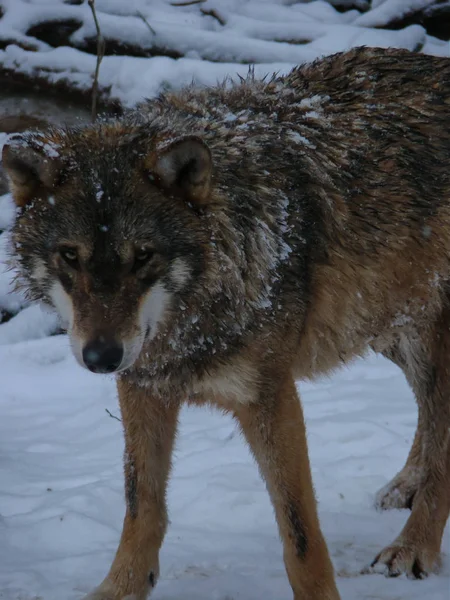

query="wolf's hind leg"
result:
[376,340,424,510]
[371,443,450,578]
[375,425,423,510]
[83,378,180,600]
[371,320,450,578]
[234,375,341,600]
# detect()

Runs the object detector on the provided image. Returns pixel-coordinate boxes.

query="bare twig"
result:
[88,0,105,122]
[171,0,207,6]
[201,8,226,26]
[137,10,156,37]
[105,408,122,422]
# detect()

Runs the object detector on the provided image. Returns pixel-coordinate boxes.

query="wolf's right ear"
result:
[2,136,62,207]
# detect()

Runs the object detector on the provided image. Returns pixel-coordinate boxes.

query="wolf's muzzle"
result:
[82,339,124,374]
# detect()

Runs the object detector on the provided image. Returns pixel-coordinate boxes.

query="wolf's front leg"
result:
[83,378,180,600]
[234,375,340,600]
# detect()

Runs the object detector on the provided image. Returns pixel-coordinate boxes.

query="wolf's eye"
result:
[134,249,154,268]
[59,247,79,268]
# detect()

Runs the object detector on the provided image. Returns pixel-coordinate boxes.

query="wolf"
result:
[2,46,450,600]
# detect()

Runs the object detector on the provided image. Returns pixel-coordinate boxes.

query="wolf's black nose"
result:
[82,339,124,374]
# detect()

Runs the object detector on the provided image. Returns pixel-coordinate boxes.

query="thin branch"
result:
[137,10,156,36]
[105,408,122,422]
[171,0,207,6]
[88,0,106,122]
[201,8,226,26]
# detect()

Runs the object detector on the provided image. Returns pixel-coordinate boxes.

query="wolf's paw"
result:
[375,467,422,511]
[82,590,140,600]
[365,541,441,579]
[82,579,146,600]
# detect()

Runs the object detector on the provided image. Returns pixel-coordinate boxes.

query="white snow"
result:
[0,1,449,599]
[0,0,448,107]
[355,0,435,27]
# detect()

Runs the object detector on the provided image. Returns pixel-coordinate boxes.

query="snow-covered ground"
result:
[0,1,449,599]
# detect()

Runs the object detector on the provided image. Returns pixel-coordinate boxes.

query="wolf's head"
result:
[2,125,215,373]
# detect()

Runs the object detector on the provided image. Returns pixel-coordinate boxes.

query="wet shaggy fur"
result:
[3,47,450,600]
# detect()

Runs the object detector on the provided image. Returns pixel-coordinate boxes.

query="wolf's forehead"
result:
[65,166,132,218]
[78,162,128,194]
[72,227,134,265]
[52,191,134,251]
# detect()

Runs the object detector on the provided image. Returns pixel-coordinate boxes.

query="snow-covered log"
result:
[0,1,448,111]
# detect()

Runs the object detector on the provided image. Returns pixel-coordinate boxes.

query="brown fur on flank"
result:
[3,47,450,599]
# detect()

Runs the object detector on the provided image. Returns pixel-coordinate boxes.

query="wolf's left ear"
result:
[2,136,62,207]
[152,136,212,205]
